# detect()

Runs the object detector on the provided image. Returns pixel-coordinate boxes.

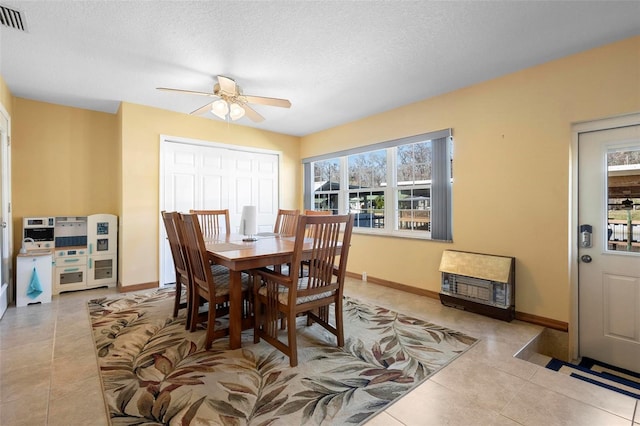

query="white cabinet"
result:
[87,214,117,287]
[50,213,118,294]
[16,252,53,307]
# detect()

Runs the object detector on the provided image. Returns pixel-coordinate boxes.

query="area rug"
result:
[89,288,478,425]
[546,357,640,400]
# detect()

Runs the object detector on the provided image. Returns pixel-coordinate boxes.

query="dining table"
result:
[205,233,302,349]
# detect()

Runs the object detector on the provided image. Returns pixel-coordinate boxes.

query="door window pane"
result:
[607,148,640,252]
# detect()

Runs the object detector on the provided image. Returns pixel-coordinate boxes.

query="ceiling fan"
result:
[157,75,291,123]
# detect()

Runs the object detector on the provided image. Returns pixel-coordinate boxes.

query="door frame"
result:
[570,112,640,362]
[0,103,11,303]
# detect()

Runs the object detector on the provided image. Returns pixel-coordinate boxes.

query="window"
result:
[348,150,386,229]
[303,129,453,241]
[396,141,432,231]
[312,158,340,214]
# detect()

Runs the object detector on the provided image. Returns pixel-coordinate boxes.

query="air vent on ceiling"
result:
[0,5,25,31]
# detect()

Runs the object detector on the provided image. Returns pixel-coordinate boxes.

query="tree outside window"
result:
[348,150,386,228]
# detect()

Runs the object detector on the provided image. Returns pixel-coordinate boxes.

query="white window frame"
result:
[303,129,453,241]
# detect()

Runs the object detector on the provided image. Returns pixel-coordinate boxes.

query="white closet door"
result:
[160,139,279,286]
[198,145,228,210]
[227,149,279,234]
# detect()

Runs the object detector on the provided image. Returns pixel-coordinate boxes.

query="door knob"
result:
[581,254,592,263]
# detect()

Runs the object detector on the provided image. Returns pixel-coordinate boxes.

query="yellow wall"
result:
[301,35,640,322]
[118,102,300,287]
[12,99,118,253]
[0,74,12,116]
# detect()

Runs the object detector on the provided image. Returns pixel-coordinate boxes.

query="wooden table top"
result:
[205,234,304,270]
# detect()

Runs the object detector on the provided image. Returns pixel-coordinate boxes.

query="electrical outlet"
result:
[362,271,367,282]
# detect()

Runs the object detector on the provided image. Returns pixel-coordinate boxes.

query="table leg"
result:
[229,269,242,349]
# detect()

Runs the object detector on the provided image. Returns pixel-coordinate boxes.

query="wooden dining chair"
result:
[273,209,300,237]
[180,213,252,348]
[190,209,231,275]
[300,210,332,276]
[253,213,355,367]
[190,209,231,236]
[161,211,194,329]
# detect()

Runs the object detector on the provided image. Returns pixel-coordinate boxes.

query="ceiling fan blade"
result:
[243,95,291,108]
[157,87,216,97]
[241,103,265,122]
[217,75,237,94]
[190,102,214,116]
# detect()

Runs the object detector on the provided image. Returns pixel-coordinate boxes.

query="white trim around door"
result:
[570,112,640,363]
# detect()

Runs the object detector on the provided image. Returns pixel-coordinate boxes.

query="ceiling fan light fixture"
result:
[211,99,229,119]
[161,75,284,123]
[229,102,245,121]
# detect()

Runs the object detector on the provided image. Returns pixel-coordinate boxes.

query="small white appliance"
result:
[22,217,55,250]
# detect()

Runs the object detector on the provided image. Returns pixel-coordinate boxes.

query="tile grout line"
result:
[45,297,59,424]
[384,410,408,425]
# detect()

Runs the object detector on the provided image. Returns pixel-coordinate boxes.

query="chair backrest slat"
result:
[190,209,231,236]
[274,209,300,237]
[180,213,215,294]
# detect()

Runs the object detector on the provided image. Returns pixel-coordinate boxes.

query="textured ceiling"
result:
[1,1,639,136]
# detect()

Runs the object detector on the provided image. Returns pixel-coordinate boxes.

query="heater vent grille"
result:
[439,250,515,321]
[0,5,25,31]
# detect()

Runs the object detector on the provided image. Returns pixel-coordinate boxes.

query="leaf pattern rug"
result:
[88,288,478,425]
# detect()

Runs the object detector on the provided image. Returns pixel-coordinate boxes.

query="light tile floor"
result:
[1,278,638,425]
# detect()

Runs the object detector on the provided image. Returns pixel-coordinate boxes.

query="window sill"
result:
[352,227,453,242]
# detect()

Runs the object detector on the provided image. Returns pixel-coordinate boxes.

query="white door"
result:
[159,139,279,285]
[578,123,640,373]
